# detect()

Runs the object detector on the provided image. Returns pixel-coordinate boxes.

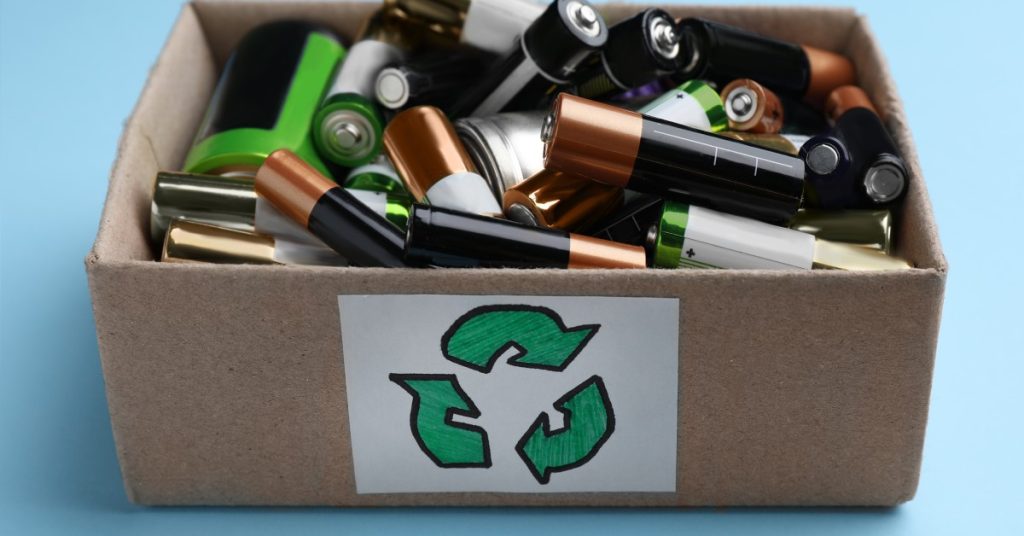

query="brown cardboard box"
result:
[85,1,947,506]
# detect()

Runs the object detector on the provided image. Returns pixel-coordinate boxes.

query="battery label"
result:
[680,206,814,270]
[424,172,502,214]
[338,295,679,493]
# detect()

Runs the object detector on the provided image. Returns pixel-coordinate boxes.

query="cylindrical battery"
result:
[575,9,683,99]
[162,220,346,266]
[800,103,907,209]
[675,18,856,106]
[312,39,404,167]
[584,194,664,246]
[383,0,544,54]
[375,52,486,112]
[255,149,412,267]
[503,169,623,231]
[406,204,647,269]
[649,201,814,270]
[824,84,879,124]
[454,111,546,199]
[638,79,728,132]
[447,0,608,118]
[790,208,893,254]
[343,158,408,196]
[543,94,805,224]
[384,106,502,215]
[716,132,809,156]
[721,78,784,133]
[183,21,343,177]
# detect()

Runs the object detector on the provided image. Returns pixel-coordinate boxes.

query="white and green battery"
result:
[638,80,728,132]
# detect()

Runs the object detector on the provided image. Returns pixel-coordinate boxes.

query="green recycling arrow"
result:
[516,375,615,484]
[441,305,600,373]
[389,374,491,468]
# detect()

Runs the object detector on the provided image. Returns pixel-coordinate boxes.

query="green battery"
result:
[312,40,404,167]
[183,22,343,177]
[638,80,728,132]
[343,159,409,197]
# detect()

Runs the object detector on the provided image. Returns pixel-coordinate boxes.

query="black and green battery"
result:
[183,21,343,178]
[312,40,404,167]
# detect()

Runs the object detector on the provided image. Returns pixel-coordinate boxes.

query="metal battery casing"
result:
[455,111,546,200]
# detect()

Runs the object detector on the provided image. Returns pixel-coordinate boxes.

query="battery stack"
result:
[151,1,913,271]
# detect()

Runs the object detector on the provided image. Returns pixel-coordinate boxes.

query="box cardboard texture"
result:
[86,1,947,506]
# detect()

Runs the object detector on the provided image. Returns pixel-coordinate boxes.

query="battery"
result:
[716,132,809,156]
[824,84,879,124]
[584,194,664,246]
[790,208,893,254]
[575,9,683,99]
[674,18,856,106]
[183,21,342,177]
[406,204,647,269]
[721,78,784,133]
[161,220,346,266]
[543,93,805,224]
[382,0,544,54]
[254,149,413,267]
[447,0,608,118]
[455,111,547,199]
[375,52,485,113]
[502,169,623,231]
[312,39,404,167]
[800,86,907,209]
[384,106,502,215]
[637,79,728,132]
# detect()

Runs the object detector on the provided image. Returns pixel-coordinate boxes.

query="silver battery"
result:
[454,111,546,200]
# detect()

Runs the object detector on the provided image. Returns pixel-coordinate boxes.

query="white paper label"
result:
[338,295,679,494]
[681,205,814,270]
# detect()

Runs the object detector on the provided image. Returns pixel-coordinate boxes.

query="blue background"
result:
[0,0,1020,534]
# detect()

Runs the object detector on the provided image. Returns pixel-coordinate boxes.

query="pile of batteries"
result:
[152,0,911,270]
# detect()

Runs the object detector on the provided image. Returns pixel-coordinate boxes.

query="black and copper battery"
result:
[447,0,608,118]
[674,18,856,106]
[574,8,683,100]
[721,78,784,133]
[406,204,647,269]
[542,93,805,225]
[255,149,411,267]
[162,220,346,266]
[800,85,907,209]
[503,169,623,231]
[381,0,544,54]
[374,53,485,113]
[384,106,502,214]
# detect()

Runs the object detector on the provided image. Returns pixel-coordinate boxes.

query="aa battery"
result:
[543,93,805,225]
[406,204,647,269]
[183,21,343,177]
[585,194,664,246]
[825,84,878,124]
[447,0,608,118]
[382,0,544,54]
[162,220,346,266]
[790,209,893,254]
[716,132,809,156]
[375,53,485,112]
[312,39,404,167]
[638,79,728,132]
[675,18,856,106]
[575,9,683,99]
[800,87,907,209]
[721,78,784,133]
[503,169,623,231]
[343,158,408,196]
[384,106,502,214]
[254,149,411,267]
[649,201,907,270]
[455,111,546,199]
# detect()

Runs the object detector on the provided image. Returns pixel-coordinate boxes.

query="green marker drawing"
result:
[516,375,615,484]
[389,374,491,468]
[441,305,600,373]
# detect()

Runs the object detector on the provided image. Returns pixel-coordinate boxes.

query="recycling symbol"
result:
[389,305,615,484]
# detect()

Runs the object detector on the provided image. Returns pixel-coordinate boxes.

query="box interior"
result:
[89,1,947,274]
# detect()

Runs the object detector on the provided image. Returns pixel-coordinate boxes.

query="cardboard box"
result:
[86,1,947,506]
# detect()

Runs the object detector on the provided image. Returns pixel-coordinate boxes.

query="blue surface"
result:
[0,0,1020,534]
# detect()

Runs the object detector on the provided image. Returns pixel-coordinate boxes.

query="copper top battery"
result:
[502,169,623,231]
[543,93,805,224]
[824,84,879,124]
[383,106,502,215]
[406,204,646,269]
[721,78,784,133]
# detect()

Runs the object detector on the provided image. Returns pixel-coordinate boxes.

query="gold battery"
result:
[162,220,279,265]
[791,209,893,254]
[502,169,623,231]
[721,78,784,134]
[813,238,910,271]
